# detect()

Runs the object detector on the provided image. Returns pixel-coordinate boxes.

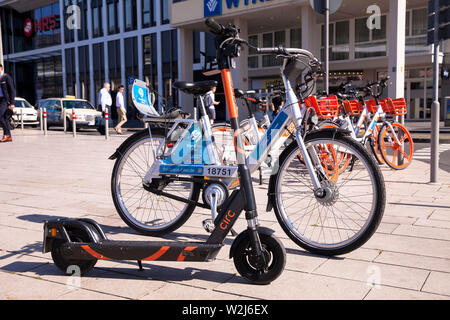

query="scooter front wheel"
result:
[233,232,286,285]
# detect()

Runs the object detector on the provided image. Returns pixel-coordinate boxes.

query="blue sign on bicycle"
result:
[131,79,159,117]
[204,0,222,17]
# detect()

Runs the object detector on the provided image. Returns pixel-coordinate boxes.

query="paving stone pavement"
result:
[0,129,449,300]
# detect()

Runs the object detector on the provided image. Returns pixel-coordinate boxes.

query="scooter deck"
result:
[43,218,223,263]
[62,241,223,262]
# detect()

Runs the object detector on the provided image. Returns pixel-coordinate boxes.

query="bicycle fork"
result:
[285,79,324,192]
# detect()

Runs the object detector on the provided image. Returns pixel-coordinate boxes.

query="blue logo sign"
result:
[204,0,222,17]
[127,76,136,86]
[133,84,150,107]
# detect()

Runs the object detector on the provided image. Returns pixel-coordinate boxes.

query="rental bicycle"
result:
[110,20,386,256]
[329,79,414,170]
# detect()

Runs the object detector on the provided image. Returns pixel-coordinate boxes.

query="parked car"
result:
[10,98,39,129]
[38,97,104,131]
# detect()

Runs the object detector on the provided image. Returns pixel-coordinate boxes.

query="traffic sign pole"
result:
[431,0,440,183]
[324,0,330,94]
[309,0,342,94]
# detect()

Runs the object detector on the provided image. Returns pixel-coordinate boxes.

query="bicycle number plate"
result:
[205,166,237,177]
[159,164,237,177]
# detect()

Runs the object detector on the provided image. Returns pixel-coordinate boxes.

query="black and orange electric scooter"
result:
[42,19,286,285]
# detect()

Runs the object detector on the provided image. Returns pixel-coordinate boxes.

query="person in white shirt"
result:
[114,85,127,135]
[205,86,219,125]
[98,82,112,135]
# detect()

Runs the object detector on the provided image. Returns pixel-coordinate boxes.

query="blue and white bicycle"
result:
[110,20,386,256]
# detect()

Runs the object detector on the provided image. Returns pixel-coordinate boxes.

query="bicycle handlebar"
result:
[205,18,239,37]
[256,47,316,61]
[205,18,223,34]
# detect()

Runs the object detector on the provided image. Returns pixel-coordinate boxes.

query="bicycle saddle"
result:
[172,80,218,96]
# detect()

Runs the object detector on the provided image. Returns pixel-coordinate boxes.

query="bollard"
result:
[72,108,76,138]
[40,108,43,132]
[43,108,48,136]
[105,108,109,140]
[63,108,67,133]
[21,109,24,132]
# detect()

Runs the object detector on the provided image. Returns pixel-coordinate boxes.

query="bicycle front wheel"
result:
[271,130,385,256]
[378,122,414,170]
[111,130,201,236]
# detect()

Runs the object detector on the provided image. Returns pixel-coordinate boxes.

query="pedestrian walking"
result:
[0,64,16,143]
[205,86,219,125]
[114,85,127,135]
[98,82,112,135]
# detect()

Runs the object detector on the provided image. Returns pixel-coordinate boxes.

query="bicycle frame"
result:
[145,62,324,191]
[347,100,403,147]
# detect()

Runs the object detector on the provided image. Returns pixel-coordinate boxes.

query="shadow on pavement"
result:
[1,259,237,285]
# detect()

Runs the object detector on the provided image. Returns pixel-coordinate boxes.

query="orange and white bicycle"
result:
[324,78,414,170]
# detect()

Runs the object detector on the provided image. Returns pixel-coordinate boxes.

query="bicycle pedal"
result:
[202,219,215,233]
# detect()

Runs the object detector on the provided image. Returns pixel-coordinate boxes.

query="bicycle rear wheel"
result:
[111,130,201,236]
[271,130,385,256]
[378,122,414,170]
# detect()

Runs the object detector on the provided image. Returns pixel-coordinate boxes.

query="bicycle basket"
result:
[383,98,407,116]
[364,99,386,114]
[304,95,339,119]
[342,100,364,116]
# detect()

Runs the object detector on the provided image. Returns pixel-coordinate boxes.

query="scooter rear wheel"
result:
[233,233,286,285]
[51,229,97,275]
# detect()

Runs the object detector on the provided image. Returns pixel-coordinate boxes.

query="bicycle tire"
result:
[378,122,414,170]
[270,129,385,256]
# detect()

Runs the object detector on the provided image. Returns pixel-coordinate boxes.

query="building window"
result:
[205,32,216,59]
[36,57,63,99]
[91,0,103,38]
[64,0,74,43]
[78,45,90,101]
[161,0,169,24]
[108,39,121,91]
[124,0,137,31]
[290,28,302,49]
[107,0,120,35]
[321,20,349,61]
[125,36,139,115]
[65,48,76,96]
[142,0,157,27]
[262,31,285,67]
[161,30,178,106]
[405,8,428,54]
[248,35,258,69]
[193,31,201,64]
[354,15,386,59]
[77,0,89,40]
[143,33,158,104]
[93,43,105,106]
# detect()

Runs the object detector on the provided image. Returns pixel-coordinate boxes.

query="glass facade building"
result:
[1,0,177,122]
[1,0,448,121]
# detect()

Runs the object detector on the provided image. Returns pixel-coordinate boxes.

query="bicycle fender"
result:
[308,127,352,137]
[43,219,103,253]
[229,227,275,259]
[108,127,167,160]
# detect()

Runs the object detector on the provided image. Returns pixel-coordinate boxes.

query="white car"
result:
[11,98,39,128]
[38,97,104,130]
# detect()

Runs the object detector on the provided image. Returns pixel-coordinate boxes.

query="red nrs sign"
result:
[24,19,33,37]
[24,14,58,37]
